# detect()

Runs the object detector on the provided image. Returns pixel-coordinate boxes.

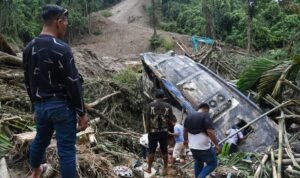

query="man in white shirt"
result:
[184,103,219,178]
[223,126,244,154]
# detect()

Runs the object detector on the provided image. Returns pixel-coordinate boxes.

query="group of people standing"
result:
[23,4,244,178]
[143,90,220,178]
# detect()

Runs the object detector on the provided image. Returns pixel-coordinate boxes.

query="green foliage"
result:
[0,0,119,44]
[161,36,174,50]
[101,10,113,17]
[0,133,12,158]
[150,34,163,50]
[113,69,139,88]
[149,34,174,51]
[237,58,278,91]
[155,0,300,50]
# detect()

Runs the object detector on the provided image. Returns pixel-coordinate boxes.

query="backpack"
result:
[149,105,170,130]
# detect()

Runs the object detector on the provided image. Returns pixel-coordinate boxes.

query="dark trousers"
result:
[191,147,218,178]
[148,131,168,154]
[29,99,77,178]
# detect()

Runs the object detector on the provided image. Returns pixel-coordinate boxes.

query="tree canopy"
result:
[0,0,120,44]
[156,0,300,50]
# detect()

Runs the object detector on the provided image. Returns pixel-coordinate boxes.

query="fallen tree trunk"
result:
[0,51,22,66]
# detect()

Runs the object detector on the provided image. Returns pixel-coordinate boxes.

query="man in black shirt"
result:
[144,89,173,176]
[184,103,219,178]
[23,5,88,178]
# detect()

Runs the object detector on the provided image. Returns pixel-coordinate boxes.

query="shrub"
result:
[161,36,174,51]
[101,10,113,17]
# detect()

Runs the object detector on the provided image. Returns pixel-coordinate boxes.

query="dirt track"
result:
[109,0,150,27]
[71,0,191,77]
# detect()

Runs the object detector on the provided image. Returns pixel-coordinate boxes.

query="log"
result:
[0,51,22,66]
[0,158,10,178]
[85,91,121,108]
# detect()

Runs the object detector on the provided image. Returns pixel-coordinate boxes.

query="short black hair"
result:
[155,89,165,99]
[42,4,68,23]
[171,115,177,122]
[198,103,210,110]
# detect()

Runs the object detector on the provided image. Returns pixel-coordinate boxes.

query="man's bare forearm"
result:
[207,129,218,146]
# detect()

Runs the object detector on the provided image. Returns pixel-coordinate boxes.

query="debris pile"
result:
[0,38,147,177]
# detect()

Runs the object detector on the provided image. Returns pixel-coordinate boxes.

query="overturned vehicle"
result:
[141,52,277,152]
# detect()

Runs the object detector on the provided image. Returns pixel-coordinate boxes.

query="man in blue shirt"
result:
[23,4,88,178]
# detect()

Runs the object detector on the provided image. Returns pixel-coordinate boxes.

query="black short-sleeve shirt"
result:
[184,112,214,134]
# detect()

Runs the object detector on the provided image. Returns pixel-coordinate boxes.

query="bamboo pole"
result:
[289,130,300,144]
[282,158,300,164]
[277,112,284,178]
[283,119,300,169]
[254,147,270,178]
[286,165,300,176]
[271,149,278,178]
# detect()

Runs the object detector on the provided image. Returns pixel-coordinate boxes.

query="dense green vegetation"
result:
[152,0,300,51]
[0,0,120,44]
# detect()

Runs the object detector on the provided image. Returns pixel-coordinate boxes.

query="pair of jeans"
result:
[29,99,77,178]
[191,147,218,178]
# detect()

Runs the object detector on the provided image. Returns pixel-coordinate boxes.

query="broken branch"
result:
[85,91,121,108]
[0,51,22,66]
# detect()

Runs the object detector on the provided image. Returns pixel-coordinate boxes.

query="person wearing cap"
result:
[144,89,173,175]
[23,4,88,178]
[184,103,219,178]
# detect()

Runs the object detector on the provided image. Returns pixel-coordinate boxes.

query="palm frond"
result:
[257,62,290,98]
[237,58,278,91]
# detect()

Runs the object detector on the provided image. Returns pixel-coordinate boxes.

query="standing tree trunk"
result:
[152,0,157,36]
[202,0,216,39]
[84,0,91,34]
[247,0,255,53]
